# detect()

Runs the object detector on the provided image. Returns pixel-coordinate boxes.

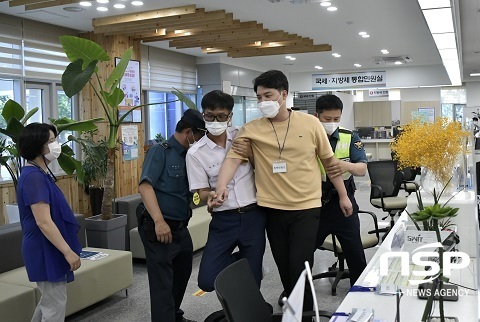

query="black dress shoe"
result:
[180,318,196,322]
[278,290,286,306]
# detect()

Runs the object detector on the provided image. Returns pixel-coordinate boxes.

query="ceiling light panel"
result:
[327,6,337,11]
[423,8,454,33]
[79,1,92,6]
[439,48,458,61]
[132,1,143,5]
[114,4,126,8]
[97,6,108,11]
[97,0,109,3]
[432,33,456,49]
[320,2,331,7]
[418,0,451,10]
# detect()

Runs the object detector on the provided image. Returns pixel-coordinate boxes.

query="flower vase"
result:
[420,167,458,196]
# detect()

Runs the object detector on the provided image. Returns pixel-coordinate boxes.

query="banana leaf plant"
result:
[0,99,100,189]
[60,36,197,220]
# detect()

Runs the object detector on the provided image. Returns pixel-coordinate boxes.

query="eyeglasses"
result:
[203,113,231,122]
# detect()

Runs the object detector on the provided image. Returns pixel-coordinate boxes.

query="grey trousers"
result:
[31,281,67,322]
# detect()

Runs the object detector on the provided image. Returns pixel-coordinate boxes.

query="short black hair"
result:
[253,70,289,93]
[316,94,343,114]
[18,123,57,161]
[201,90,234,112]
[175,120,203,134]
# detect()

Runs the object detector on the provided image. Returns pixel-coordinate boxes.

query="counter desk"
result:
[362,139,393,161]
[333,211,479,321]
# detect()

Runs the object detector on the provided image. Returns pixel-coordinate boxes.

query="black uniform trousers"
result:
[316,192,367,285]
[138,218,193,322]
[265,207,320,314]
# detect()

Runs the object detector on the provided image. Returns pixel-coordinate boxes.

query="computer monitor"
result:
[356,127,374,139]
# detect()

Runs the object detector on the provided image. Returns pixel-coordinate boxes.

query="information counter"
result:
[334,211,479,321]
[362,139,393,161]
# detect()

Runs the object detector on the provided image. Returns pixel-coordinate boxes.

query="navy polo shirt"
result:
[139,136,191,221]
[329,128,368,163]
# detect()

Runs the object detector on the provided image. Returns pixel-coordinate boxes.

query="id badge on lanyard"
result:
[273,160,287,173]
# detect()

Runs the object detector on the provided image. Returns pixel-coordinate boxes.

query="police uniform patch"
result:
[354,141,364,150]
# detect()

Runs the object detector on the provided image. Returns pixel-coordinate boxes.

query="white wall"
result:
[335,92,355,130]
[399,87,441,101]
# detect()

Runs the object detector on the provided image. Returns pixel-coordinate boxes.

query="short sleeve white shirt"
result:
[186,126,256,212]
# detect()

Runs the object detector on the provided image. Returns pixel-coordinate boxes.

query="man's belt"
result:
[214,203,257,215]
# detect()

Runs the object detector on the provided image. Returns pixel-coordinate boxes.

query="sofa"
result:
[0,214,133,321]
[115,193,212,259]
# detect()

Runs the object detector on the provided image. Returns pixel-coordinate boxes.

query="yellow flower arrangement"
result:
[390,117,469,188]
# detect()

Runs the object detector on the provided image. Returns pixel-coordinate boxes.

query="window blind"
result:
[141,45,197,93]
[0,13,77,81]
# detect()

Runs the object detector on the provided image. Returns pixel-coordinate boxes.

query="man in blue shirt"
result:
[137,109,206,322]
[315,94,368,286]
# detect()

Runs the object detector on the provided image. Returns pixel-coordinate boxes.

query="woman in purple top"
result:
[17,123,82,321]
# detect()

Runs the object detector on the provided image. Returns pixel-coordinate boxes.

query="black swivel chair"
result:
[215,259,332,322]
[367,160,408,239]
[312,210,380,296]
[399,166,420,195]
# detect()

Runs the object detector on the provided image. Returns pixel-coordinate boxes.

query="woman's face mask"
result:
[44,141,61,161]
[257,95,283,118]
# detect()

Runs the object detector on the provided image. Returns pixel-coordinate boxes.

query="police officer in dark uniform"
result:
[315,94,368,286]
[137,109,206,322]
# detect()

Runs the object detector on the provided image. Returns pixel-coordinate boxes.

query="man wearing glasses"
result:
[186,90,266,299]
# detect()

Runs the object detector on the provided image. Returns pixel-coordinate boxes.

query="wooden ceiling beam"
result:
[169,28,276,45]
[150,21,260,41]
[9,0,49,6]
[201,38,315,54]
[104,14,235,36]
[227,44,332,58]
[25,0,89,10]
[94,9,231,34]
[92,4,196,27]
[133,19,239,39]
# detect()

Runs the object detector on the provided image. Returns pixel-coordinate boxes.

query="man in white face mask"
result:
[315,94,368,287]
[212,70,353,317]
[185,91,267,316]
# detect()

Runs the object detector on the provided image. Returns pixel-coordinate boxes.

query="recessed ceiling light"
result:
[132,1,143,5]
[114,3,126,8]
[327,6,337,11]
[63,6,85,12]
[97,0,109,3]
[97,6,108,11]
[381,49,389,54]
[315,66,323,69]
[320,1,331,7]
[470,73,480,77]
[285,56,292,59]
[332,53,341,57]
[362,34,370,38]
[290,57,296,60]
[79,1,92,6]
[359,32,367,36]
[354,63,362,67]
[394,61,403,65]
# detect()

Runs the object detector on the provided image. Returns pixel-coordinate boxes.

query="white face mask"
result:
[321,122,340,135]
[44,141,61,161]
[186,131,196,148]
[206,121,228,136]
[257,96,283,118]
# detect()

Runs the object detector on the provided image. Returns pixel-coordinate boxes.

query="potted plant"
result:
[0,99,100,188]
[0,99,99,224]
[392,117,469,322]
[75,130,109,216]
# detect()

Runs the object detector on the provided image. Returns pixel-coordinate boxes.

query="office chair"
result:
[399,166,420,195]
[367,160,408,239]
[312,210,380,296]
[215,259,332,322]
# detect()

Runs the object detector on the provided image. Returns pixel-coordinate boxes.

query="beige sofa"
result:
[116,193,211,259]
[0,214,133,320]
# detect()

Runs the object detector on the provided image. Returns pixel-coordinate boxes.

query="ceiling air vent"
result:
[373,56,413,65]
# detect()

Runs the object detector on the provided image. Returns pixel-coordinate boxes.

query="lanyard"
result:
[268,110,291,159]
